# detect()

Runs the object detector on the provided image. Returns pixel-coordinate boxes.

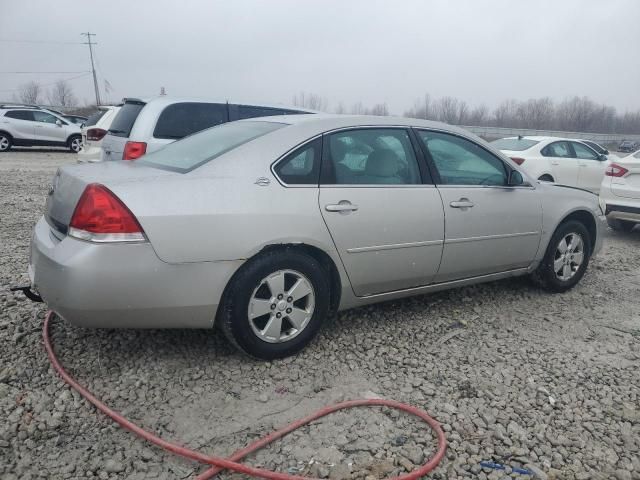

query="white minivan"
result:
[100,97,310,161]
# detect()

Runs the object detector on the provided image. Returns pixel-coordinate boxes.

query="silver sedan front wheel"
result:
[248,269,315,343]
[553,233,584,281]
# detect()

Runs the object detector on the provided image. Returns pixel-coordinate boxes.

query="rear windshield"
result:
[139,121,286,173]
[108,102,144,137]
[153,102,228,140]
[85,110,106,127]
[491,138,539,151]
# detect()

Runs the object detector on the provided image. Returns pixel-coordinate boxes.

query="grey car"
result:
[30,115,604,359]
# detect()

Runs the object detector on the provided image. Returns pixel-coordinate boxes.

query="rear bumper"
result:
[30,216,242,328]
[605,204,640,223]
[77,146,104,163]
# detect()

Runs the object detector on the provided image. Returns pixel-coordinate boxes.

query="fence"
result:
[460,125,640,144]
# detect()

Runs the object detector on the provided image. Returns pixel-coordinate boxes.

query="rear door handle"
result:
[450,199,474,209]
[325,202,359,213]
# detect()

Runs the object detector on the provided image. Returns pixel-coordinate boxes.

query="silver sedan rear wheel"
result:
[553,233,584,281]
[248,269,315,343]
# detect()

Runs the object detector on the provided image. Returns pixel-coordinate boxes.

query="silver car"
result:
[30,115,604,359]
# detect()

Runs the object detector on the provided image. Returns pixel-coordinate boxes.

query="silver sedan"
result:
[30,115,604,359]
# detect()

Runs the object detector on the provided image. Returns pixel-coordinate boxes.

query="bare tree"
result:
[435,96,460,124]
[468,104,489,125]
[17,81,42,104]
[368,103,389,116]
[334,102,346,114]
[350,101,365,115]
[47,80,77,107]
[292,92,328,112]
[493,99,519,127]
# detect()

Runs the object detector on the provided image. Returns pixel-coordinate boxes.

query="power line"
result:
[0,72,92,93]
[81,32,101,106]
[0,71,90,74]
[0,38,82,45]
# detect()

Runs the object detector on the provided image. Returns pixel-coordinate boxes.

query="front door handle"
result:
[550,160,560,165]
[325,201,359,213]
[450,199,474,209]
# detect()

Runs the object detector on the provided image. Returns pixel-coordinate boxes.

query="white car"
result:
[599,150,640,232]
[0,104,82,152]
[491,136,609,193]
[77,105,121,163]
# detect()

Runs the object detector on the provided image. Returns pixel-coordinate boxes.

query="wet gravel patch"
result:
[1,151,639,480]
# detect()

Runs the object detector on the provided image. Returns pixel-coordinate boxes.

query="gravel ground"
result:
[1,150,639,480]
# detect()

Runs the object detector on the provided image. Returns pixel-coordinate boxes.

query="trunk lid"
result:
[611,157,640,199]
[45,162,175,234]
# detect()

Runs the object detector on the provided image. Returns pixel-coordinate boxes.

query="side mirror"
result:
[508,170,524,186]
[599,154,608,161]
[55,120,62,127]
[604,149,610,155]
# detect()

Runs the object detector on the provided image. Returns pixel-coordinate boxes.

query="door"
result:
[414,129,542,282]
[541,141,578,186]
[32,111,67,143]
[3,110,36,140]
[318,128,445,296]
[570,141,608,193]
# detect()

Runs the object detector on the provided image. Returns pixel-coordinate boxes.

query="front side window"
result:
[572,142,599,160]
[5,110,34,121]
[153,102,228,139]
[323,129,421,185]
[417,130,507,186]
[139,120,286,173]
[542,141,574,158]
[273,138,321,185]
[33,111,59,124]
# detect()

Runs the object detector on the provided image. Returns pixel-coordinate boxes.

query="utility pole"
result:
[81,32,101,106]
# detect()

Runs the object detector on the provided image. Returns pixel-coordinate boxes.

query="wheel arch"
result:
[556,209,597,255]
[538,173,554,181]
[66,132,81,144]
[0,130,13,139]
[217,243,343,322]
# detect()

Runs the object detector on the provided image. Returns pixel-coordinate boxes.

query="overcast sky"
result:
[1,0,639,113]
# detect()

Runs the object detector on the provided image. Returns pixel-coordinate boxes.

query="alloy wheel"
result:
[0,136,9,151]
[70,137,82,153]
[553,233,584,281]
[248,269,315,343]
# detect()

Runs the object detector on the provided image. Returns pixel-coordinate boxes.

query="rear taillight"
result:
[122,141,147,161]
[86,128,107,141]
[510,157,525,165]
[605,163,629,177]
[69,183,146,242]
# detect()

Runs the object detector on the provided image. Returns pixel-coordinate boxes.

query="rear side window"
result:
[541,141,574,158]
[273,138,321,185]
[237,105,287,120]
[109,102,145,137]
[85,110,106,127]
[153,102,228,139]
[139,121,286,173]
[5,110,34,121]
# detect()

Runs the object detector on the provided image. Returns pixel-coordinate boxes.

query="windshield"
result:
[139,120,286,173]
[490,138,539,151]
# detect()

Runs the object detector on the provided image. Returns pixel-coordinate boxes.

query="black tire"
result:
[219,249,330,360]
[0,133,12,152]
[531,220,591,293]
[68,135,82,153]
[538,174,554,182]
[607,218,635,232]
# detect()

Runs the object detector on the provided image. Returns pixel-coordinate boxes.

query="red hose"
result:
[43,311,446,479]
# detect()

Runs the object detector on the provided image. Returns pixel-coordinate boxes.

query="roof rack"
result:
[0,104,41,109]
